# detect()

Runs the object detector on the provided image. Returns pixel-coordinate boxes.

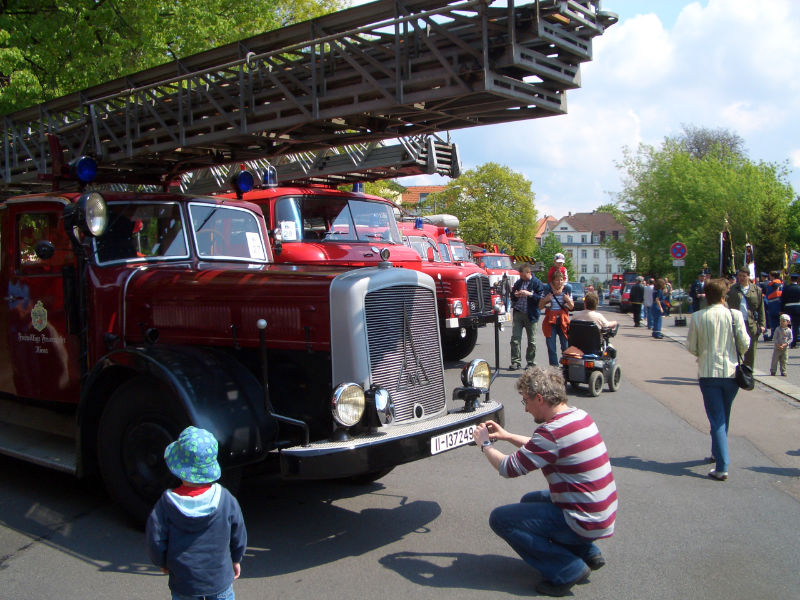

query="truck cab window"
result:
[17,212,74,275]
[96,203,188,264]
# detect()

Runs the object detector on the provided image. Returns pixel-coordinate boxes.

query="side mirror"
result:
[270,228,282,255]
[34,240,55,260]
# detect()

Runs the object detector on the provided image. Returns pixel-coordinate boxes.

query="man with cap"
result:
[727,267,765,370]
[780,273,800,348]
[146,426,247,600]
[547,253,569,284]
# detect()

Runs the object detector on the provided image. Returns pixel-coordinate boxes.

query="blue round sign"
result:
[670,242,687,259]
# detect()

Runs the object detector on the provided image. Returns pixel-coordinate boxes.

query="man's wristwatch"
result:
[480,440,494,452]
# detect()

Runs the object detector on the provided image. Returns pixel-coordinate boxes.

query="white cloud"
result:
[399,0,800,218]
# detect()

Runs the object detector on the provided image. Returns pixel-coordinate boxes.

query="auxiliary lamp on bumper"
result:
[453,359,491,411]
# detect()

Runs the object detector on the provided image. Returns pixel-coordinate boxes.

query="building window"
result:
[592,234,599,243]
[580,249,587,258]
[566,249,573,258]
[612,230,619,240]
[581,235,587,243]
[567,235,573,243]
[607,264,612,273]
[594,264,599,273]
[593,249,599,258]
[599,230,606,242]
[581,264,587,273]
[560,226,568,230]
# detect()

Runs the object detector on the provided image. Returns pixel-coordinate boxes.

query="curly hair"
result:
[516,366,567,407]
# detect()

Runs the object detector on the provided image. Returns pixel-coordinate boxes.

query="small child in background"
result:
[146,426,247,600]
[770,314,793,376]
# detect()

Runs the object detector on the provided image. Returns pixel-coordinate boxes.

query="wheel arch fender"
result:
[77,345,277,477]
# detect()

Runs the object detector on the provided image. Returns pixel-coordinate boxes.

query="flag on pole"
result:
[782,244,789,279]
[743,238,755,281]
[719,221,735,277]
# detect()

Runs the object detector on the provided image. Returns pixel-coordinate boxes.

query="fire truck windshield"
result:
[190,203,267,261]
[275,196,401,244]
[95,202,188,264]
[480,255,513,270]
[450,240,469,261]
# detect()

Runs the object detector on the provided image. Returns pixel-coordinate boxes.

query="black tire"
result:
[97,376,188,526]
[442,327,479,361]
[607,364,622,392]
[588,371,604,397]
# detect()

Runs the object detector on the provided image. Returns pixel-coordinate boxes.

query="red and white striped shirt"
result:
[499,407,617,540]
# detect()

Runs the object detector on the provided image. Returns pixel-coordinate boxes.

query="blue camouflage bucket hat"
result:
[164,426,221,484]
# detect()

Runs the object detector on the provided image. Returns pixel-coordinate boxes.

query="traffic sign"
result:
[672,259,685,267]
[670,242,687,260]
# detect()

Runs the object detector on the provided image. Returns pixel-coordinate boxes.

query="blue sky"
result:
[390,0,800,219]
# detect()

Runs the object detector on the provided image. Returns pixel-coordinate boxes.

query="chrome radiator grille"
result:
[365,285,446,423]
[466,274,492,315]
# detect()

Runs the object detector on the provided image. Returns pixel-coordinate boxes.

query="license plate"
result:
[498,313,511,323]
[430,424,476,455]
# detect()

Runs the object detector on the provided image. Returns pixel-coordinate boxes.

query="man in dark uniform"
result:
[629,276,645,327]
[780,273,800,349]
[727,266,765,370]
[688,272,706,313]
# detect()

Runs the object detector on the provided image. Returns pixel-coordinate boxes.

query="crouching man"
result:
[473,366,617,597]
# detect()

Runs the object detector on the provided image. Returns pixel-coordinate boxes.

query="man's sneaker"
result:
[585,553,606,571]
[535,566,591,597]
[708,470,728,481]
[509,364,520,371]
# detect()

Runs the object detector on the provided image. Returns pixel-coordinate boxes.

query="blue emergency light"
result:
[352,182,364,193]
[263,166,278,188]
[69,156,98,183]
[233,170,255,193]
[414,217,424,229]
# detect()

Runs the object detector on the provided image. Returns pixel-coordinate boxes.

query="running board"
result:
[0,421,77,474]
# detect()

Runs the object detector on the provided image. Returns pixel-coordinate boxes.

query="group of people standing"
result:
[627,276,669,339]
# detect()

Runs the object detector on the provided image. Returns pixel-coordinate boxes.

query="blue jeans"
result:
[644,304,652,328]
[489,491,600,585]
[650,305,662,336]
[699,377,738,473]
[172,585,235,600]
[545,324,568,366]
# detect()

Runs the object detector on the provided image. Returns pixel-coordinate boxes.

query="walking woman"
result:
[651,278,666,339]
[686,278,750,481]
[540,269,573,366]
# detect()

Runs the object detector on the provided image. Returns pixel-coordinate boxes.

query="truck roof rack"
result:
[1,0,615,193]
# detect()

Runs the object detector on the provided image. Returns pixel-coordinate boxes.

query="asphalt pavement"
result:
[0,314,798,599]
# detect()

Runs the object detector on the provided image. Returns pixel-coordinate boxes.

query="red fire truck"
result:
[0,0,613,523]
[470,245,521,309]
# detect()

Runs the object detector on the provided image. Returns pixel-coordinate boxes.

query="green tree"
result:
[422,163,537,255]
[0,0,345,114]
[533,232,572,279]
[613,127,794,278]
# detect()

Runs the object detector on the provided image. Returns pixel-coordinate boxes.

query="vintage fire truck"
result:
[0,0,614,522]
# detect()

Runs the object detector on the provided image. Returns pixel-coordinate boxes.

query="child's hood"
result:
[164,483,224,530]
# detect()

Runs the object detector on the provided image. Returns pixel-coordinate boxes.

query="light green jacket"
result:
[687,303,750,378]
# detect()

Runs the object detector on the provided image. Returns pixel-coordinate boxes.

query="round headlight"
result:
[493,296,504,313]
[331,383,365,427]
[461,359,491,390]
[452,300,463,316]
[78,192,108,237]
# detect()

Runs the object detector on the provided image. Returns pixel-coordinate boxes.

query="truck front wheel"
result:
[97,376,187,526]
[441,327,478,361]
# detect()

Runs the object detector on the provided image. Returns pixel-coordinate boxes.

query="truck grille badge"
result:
[397,300,430,391]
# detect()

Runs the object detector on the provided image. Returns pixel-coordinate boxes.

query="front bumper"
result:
[279,400,504,479]
[444,312,510,329]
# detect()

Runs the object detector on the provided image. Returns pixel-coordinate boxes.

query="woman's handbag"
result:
[730,309,754,390]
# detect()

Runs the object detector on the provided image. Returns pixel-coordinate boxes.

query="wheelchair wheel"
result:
[608,364,622,392]
[588,371,604,397]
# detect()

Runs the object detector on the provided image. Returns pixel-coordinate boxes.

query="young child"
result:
[770,314,793,376]
[146,426,247,600]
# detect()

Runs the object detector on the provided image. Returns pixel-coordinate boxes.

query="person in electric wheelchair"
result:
[560,308,621,397]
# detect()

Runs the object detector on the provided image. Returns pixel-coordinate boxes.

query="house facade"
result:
[543,211,631,284]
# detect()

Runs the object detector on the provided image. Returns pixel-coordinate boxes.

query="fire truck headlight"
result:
[331,383,365,427]
[452,300,463,316]
[77,192,108,237]
[461,359,491,391]
[493,296,505,313]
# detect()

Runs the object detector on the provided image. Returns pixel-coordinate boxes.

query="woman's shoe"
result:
[708,470,728,481]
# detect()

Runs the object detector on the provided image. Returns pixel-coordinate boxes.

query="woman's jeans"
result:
[651,305,663,337]
[698,377,738,473]
[172,585,235,600]
[489,490,600,585]
[545,324,568,366]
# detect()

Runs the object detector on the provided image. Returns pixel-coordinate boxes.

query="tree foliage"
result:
[0,0,345,114]
[613,127,794,278]
[532,232,571,278]
[421,163,537,256]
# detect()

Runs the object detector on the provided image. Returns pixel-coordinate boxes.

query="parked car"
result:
[608,287,621,306]
[620,282,634,313]
[569,281,586,311]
